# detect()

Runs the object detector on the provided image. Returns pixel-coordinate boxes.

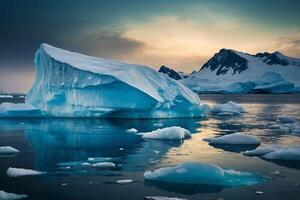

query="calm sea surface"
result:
[0,94,299,200]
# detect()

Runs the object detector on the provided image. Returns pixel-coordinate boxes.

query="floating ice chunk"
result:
[144,196,187,200]
[7,167,46,177]
[262,147,300,161]
[268,124,281,129]
[0,190,28,200]
[205,133,260,145]
[0,95,13,98]
[140,126,191,140]
[116,179,133,184]
[153,123,164,127]
[0,103,41,117]
[87,157,114,163]
[243,146,278,156]
[277,116,295,124]
[210,101,245,115]
[23,43,206,118]
[0,146,20,154]
[91,162,116,169]
[144,162,265,187]
[126,128,138,133]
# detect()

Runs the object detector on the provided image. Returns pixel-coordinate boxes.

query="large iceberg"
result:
[19,44,206,118]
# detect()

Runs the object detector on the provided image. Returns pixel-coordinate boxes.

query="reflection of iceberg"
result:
[21,44,206,118]
[0,118,201,172]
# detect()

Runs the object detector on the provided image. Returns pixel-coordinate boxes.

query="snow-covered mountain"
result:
[177,49,300,93]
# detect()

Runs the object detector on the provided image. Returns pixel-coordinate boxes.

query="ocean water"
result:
[0,94,299,200]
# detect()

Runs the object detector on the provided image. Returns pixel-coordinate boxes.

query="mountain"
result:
[165,49,300,93]
[159,65,183,80]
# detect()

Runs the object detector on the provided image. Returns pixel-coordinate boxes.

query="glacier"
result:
[1,43,206,118]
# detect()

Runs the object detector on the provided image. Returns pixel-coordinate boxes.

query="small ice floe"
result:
[7,167,46,178]
[0,95,14,98]
[262,147,300,160]
[126,128,138,133]
[268,124,281,129]
[91,162,116,169]
[119,148,124,151]
[272,170,280,175]
[140,126,191,140]
[255,191,264,195]
[61,183,67,186]
[204,133,260,145]
[144,162,265,187]
[210,101,245,116]
[243,146,277,156]
[0,190,28,200]
[277,116,295,124]
[144,196,187,200]
[244,146,300,161]
[116,179,133,184]
[0,146,20,154]
[18,96,25,99]
[87,157,114,163]
[153,123,164,127]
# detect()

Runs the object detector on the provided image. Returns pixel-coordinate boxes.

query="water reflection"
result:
[0,118,201,172]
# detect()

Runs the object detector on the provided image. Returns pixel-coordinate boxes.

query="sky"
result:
[0,0,300,92]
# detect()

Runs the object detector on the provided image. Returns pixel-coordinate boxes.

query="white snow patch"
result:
[7,167,46,177]
[140,126,191,140]
[0,95,13,98]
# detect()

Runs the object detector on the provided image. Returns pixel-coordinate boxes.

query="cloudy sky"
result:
[1,0,300,92]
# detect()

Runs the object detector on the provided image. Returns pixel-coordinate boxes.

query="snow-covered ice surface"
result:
[91,162,116,169]
[204,132,260,145]
[244,146,300,160]
[144,162,265,187]
[210,101,245,115]
[140,126,191,140]
[0,190,28,200]
[13,43,206,118]
[6,167,46,177]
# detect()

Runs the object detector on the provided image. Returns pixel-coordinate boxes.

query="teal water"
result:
[0,94,299,200]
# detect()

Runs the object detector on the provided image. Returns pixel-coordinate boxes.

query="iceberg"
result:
[140,126,191,140]
[18,43,206,118]
[0,190,28,200]
[144,162,265,187]
[0,103,41,117]
[204,133,260,145]
[6,167,46,177]
[244,146,300,161]
[210,101,245,116]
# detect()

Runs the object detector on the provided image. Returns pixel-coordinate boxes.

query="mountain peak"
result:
[201,48,248,75]
[159,65,182,80]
